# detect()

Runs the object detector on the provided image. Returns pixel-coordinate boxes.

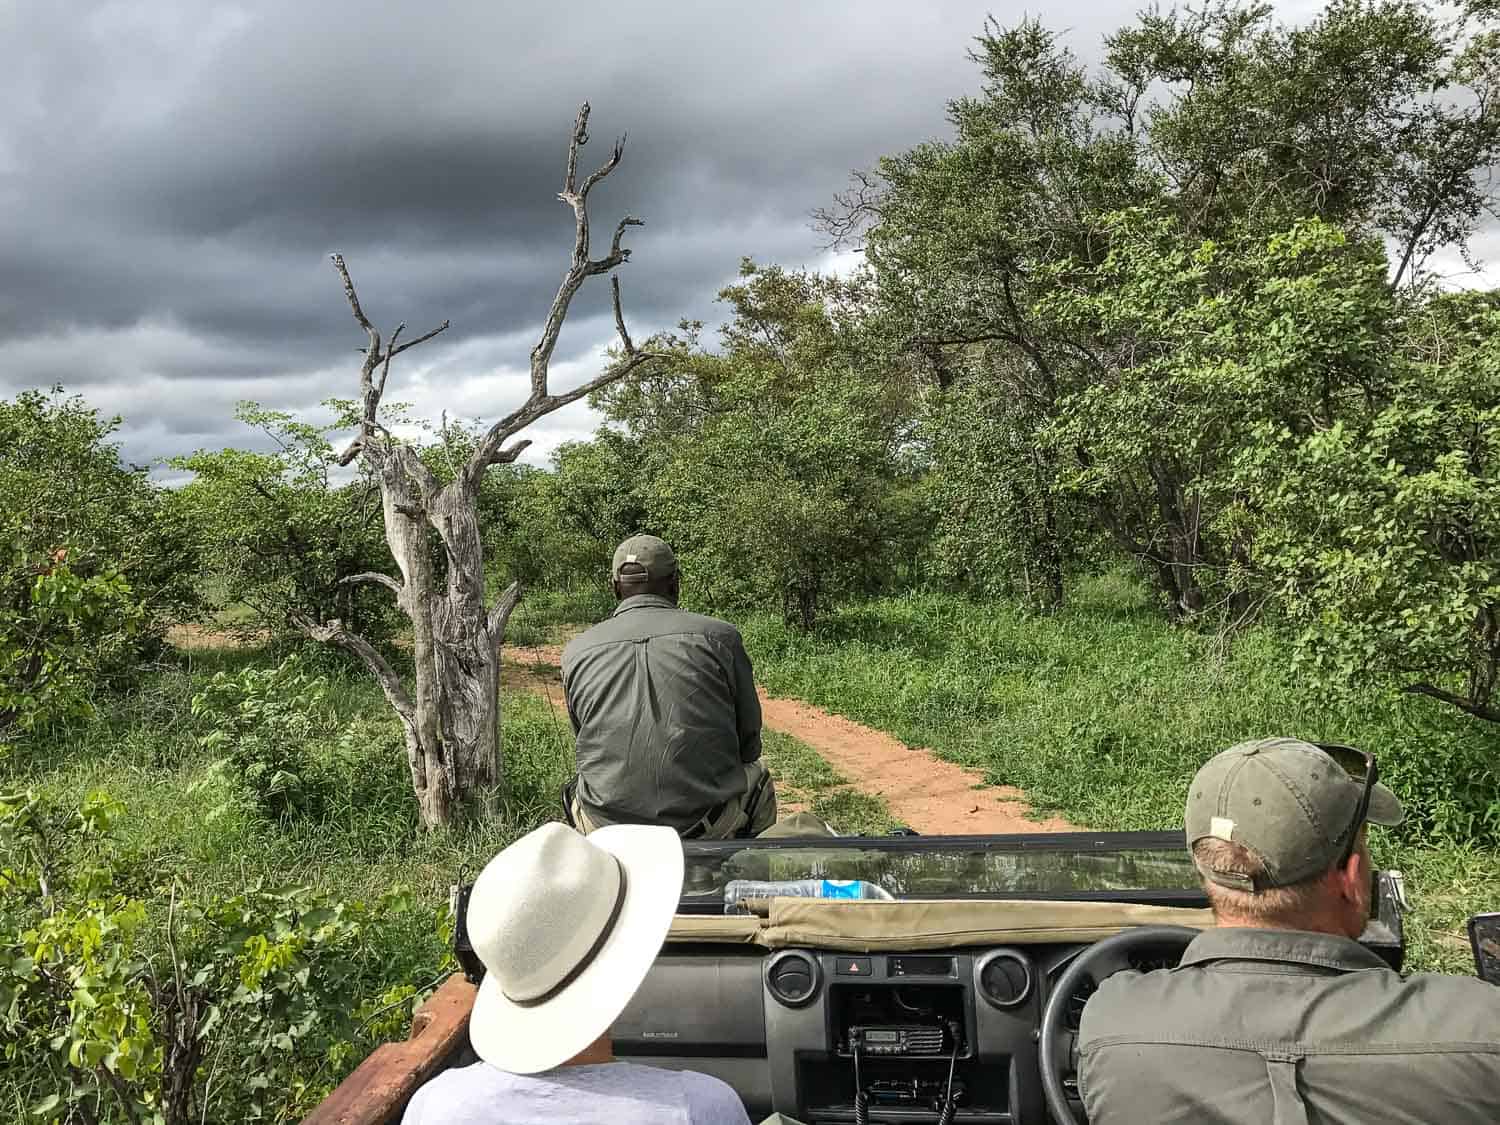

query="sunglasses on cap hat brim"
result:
[1314,742,1376,866]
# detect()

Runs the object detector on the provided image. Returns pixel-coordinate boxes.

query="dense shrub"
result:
[190,656,344,822]
[1,543,143,741]
[0,390,196,742]
[0,789,447,1124]
[170,403,401,645]
[1,389,199,628]
[1250,292,1500,725]
[597,262,920,629]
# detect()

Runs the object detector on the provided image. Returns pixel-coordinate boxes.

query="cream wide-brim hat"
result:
[467,823,684,1074]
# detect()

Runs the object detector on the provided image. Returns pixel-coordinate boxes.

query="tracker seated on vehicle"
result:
[561,534,777,840]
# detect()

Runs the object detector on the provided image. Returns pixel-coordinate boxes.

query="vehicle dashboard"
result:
[617,922,1402,1124]
[617,941,1051,1122]
[603,831,1407,1124]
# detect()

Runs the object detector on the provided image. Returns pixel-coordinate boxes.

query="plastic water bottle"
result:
[722,878,894,914]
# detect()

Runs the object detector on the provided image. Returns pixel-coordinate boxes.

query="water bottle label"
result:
[821,879,861,899]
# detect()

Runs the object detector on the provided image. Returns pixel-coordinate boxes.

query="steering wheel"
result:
[1038,925,1198,1125]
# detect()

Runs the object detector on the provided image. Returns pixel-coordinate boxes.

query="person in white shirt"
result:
[402,821,750,1125]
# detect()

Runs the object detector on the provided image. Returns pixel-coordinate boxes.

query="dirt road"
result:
[504,641,1077,835]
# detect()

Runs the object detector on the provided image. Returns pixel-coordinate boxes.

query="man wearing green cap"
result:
[561,534,776,839]
[1079,737,1500,1123]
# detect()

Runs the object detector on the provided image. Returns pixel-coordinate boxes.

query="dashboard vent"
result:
[975,949,1033,1010]
[765,950,820,1007]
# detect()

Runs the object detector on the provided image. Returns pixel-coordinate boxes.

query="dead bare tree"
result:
[298,103,658,827]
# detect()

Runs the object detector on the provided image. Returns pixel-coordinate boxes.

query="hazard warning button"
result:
[835,957,872,976]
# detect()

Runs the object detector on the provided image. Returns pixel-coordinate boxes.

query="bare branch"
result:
[496,438,532,463]
[611,275,635,355]
[578,135,626,201]
[487,580,523,651]
[464,105,651,485]
[812,167,885,248]
[389,319,451,359]
[523,350,659,424]
[335,435,364,467]
[293,614,416,725]
[338,571,405,598]
[610,215,643,260]
[332,255,385,448]
[331,253,377,336]
[562,102,590,195]
[330,254,449,467]
[377,323,403,401]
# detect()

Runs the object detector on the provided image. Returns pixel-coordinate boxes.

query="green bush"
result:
[170,403,401,645]
[0,389,198,743]
[0,788,448,1125]
[596,262,921,630]
[2,544,143,742]
[1249,292,1500,726]
[190,656,342,823]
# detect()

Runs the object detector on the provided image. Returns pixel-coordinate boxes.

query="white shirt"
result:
[401,1059,752,1125]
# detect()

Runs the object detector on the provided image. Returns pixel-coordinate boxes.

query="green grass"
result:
[2,641,887,907]
[505,583,615,647]
[1,644,590,1120]
[760,729,898,836]
[742,576,1500,973]
[3,648,574,913]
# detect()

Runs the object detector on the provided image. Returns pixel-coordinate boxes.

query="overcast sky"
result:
[1,0,1480,472]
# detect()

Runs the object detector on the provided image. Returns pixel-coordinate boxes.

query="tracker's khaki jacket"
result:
[562,594,762,832]
[1079,927,1500,1124]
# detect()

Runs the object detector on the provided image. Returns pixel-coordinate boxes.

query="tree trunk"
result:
[360,449,521,828]
[1036,486,1066,610]
[428,477,504,821]
[382,449,453,826]
[1139,466,1207,620]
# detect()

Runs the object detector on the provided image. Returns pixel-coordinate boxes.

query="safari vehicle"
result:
[308,827,1457,1125]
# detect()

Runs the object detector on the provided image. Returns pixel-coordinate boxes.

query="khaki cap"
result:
[611,534,677,582]
[1186,738,1403,891]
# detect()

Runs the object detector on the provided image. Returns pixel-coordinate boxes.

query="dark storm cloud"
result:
[0,0,1167,466]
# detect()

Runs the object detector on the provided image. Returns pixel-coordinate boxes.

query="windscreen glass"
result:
[679,833,1201,906]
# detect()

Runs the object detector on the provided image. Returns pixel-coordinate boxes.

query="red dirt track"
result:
[504,641,1077,835]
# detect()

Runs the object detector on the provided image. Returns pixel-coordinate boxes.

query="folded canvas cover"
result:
[666,898,1213,949]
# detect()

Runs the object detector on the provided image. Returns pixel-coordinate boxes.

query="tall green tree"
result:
[1045,213,1397,621]
[833,0,1500,614]
[1249,290,1500,722]
[597,262,919,629]
[542,434,650,589]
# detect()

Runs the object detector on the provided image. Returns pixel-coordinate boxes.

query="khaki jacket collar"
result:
[611,593,678,617]
[1180,926,1390,973]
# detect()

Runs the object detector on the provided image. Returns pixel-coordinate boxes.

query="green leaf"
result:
[29,1093,63,1117]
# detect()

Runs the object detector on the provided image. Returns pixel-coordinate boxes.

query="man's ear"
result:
[1338,848,1364,895]
[1333,842,1370,912]
[611,578,622,600]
